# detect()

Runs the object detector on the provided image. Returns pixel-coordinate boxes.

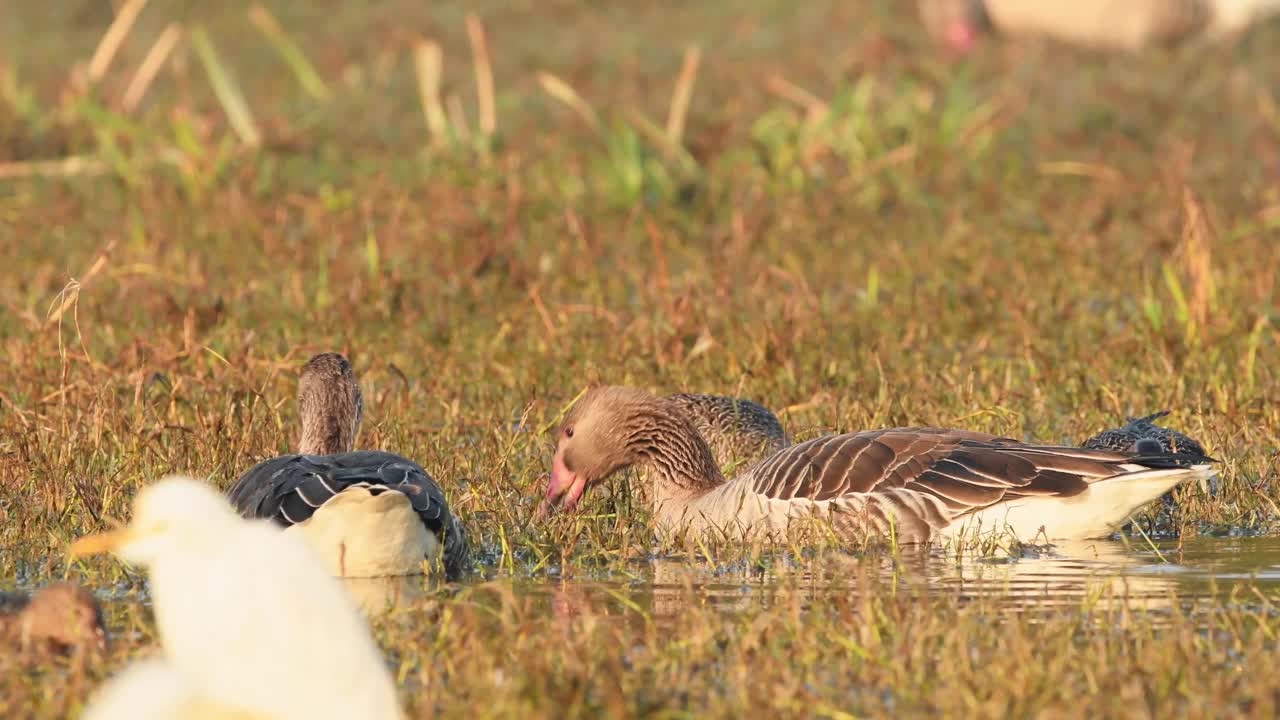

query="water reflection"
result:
[907,540,1180,611]
[519,536,1280,623]
[28,537,1280,629]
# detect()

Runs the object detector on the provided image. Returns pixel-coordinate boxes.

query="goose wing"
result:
[748,427,1195,513]
[227,450,470,578]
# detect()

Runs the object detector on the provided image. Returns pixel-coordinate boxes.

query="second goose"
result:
[228,353,469,579]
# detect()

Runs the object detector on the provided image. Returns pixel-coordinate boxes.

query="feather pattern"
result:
[662,395,1210,511]
[746,429,1204,513]
[227,450,470,580]
[734,428,1216,541]
[665,393,788,468]
[1081,411,1207,457]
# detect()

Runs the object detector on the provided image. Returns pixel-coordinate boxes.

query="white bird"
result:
[73,475,404,720]
[919,0,1280,53]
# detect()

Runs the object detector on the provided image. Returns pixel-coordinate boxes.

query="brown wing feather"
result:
[749,428,1146,515]
[751,428,1005,500]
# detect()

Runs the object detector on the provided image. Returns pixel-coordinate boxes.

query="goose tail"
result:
[949,461,1218,543]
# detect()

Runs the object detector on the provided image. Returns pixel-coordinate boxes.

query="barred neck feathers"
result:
[297,353,364,456]
[627,402,725,497]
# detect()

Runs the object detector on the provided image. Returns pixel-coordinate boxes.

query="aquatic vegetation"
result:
[3,1,1280,717]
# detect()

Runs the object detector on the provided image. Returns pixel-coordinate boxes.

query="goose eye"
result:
[564,427,574,439]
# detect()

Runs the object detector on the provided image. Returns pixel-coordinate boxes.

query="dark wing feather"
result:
[1081,410,1209,458]
[750,428,1189,517]
[226,450,471,580]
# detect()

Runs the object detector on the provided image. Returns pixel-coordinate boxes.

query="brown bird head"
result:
[15,582,108,655]
[542,387,661,515]
[541,386,724,517]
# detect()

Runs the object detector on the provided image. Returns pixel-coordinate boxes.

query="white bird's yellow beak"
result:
[70,528,135,558]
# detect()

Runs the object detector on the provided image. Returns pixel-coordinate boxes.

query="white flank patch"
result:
[286,487,438,578]
[940,464,1218,543]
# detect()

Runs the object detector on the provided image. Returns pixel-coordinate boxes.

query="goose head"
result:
[542,386,722,516]
[298,352,364,456]
[544,387,650,514]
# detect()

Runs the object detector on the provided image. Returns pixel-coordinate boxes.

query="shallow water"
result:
[29,536,1280,626]
[321,536,1280,623]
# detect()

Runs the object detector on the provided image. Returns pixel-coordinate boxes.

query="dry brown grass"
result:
[3,1,1280,717]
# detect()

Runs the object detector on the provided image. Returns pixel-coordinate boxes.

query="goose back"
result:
[1081,411,1206,457]
[665,393,788,470]
[228,451,470,580]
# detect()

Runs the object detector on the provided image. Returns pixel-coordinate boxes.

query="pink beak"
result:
[943,20,979,53]
[538,448,587,519]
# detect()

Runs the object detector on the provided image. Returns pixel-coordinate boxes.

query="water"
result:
[496,535,1280,620]
[327,536,1280,620]
[27,536,1280,625]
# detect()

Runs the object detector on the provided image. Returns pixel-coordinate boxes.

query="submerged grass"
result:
[3,0,1280,717]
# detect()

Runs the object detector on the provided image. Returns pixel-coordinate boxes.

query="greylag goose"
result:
[226,353,469,580]
[73,476,404,720]
[919,0,1280,53]
[0,582,106,655]
[542,386,1217,544]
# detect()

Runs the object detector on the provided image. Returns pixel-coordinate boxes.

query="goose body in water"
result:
[542,386,1217,544]
[918,0,1280,53]
[227,353,469,579]
[74,476,404,720]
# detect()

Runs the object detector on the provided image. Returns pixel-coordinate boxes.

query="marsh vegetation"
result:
[3,1,1280,717]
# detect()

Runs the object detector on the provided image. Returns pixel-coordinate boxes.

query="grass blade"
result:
[666,45,700,145]
[122,23,182,113]
[248,5,330,100]
[412,39,449,147]
[88,0,149,84]
[537,72,601,134]
[190,27,262,147]
[465,14,496,137]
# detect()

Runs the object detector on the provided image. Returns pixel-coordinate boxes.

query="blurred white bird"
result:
[73,475,404,720]
[919,0,1280,52]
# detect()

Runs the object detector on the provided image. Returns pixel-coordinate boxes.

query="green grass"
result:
[3,1,1280,717]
